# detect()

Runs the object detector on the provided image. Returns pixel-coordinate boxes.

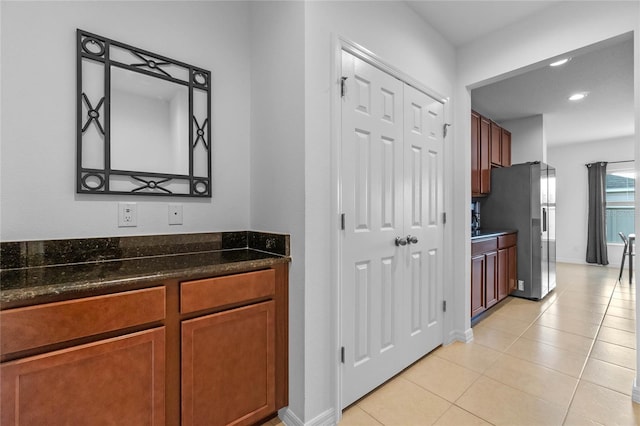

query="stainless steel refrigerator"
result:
[481,162,556,300]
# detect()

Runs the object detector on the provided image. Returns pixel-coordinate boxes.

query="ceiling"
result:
[406,1,635,147]
[406,1,560,48]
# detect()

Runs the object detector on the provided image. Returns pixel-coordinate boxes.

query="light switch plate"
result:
[169,204,183,225]
[118,202,137,227]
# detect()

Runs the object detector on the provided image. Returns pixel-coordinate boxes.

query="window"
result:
[606,166,635,243]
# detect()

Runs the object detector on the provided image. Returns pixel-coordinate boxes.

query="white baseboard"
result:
[447,327,473,344]
[632,378,640,404]
[280,407,337,426]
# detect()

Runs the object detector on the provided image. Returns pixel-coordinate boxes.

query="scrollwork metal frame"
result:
[76,29,212,197]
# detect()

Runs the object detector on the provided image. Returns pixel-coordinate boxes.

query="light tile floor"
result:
[267,263,640,425]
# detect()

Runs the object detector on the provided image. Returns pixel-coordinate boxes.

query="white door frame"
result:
[329,35,454,424]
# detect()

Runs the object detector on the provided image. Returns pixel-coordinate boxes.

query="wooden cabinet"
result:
[1,265,289,426]
[471,233,517,318]
[490,121,502,166]
[182,302,275,426]
[501,128,512,167]
[471,111,511,196]
[471,254,486,317]
[485,251,498,309]
[491,121,512,168]
[0,287,166,426]
[471,111,481,195]
[180,269,284,426]
[471,111,492,196]
[1,328,165,426]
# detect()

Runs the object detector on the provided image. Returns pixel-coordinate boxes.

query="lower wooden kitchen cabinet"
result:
[0,265,289,426]
[180,269,278,426]
[1,328,166,426]
[0,287,167,426]
[182,302,275,426]
[471,232,517,318]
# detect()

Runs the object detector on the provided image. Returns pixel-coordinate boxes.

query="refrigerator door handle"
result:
[543,207,547,232]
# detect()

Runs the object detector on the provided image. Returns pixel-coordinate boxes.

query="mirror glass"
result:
[110,67,189,175]
[76,29,211,197]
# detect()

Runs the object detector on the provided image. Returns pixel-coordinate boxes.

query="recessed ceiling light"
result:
[569,92,588,101]
[550,58,571,67]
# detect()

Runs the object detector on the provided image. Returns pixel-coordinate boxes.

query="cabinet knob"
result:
[407,235,418,244]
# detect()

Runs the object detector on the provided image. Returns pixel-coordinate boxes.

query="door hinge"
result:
[443,123,451,138]
[340,346,345,363]
[340,76,348,97]
[443,300,447,312]
[442,212,447,224]
[340,213,345,230]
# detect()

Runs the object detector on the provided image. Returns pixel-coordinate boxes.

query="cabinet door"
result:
[501,128,511,167]
[508,245,518,293]
[1,328,165,426]
[480,116,491,193]
[497,248,509,300]
[182,301,275,426]
[471,254,486,317]
[485,251,498,309]
[471,111,481,195]
[490,122,502,166]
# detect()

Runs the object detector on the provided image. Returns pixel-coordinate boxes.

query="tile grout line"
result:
[559,273,622,425]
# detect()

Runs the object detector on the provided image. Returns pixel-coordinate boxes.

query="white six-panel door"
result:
[341,51,444,408]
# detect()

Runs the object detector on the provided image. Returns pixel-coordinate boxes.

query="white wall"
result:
[453,0,639,346]
[0,1,252,241]
[248,1,306,420]
[304,1,455,423]
[548,137,635,266]
[499,115,545,164]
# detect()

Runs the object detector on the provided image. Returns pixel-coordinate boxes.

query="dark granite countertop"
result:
[0,231,290,308]
[471,229,517,240]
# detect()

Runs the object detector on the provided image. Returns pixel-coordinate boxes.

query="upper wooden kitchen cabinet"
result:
[471,111,492,196]
[491,121,512,168]
[471,111,511,196]
[490,121,502,166]
[501,128,512,167]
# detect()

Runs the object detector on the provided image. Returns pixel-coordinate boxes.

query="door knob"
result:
[407,235,418,244]
[395,237,408,246]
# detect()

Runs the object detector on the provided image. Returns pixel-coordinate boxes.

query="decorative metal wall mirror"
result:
[77,29,211,197]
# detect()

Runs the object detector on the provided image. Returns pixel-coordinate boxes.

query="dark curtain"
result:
[586,161,608,265]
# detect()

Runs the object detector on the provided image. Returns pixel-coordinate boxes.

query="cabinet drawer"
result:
[471,238,497,256]
[180,269,275,314]
[498,233,517,249]
[1,286,165,356]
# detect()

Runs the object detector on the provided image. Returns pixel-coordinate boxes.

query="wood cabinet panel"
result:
[181,269,275,314]
[497,249,509,300]
[508,245,518,293]
[1,287,165,356]
[472,238,497,256]
[471,111,481,195]
[498,233,517,249]
[471,255,485,317]
[490,121,502,166]
[501,128,511,167]
[182,301,275,426]
[485,251,498,308]
[1,328,165,426]
[480,116,491,194]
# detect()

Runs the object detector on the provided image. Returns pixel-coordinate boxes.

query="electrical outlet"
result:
[518,280,525,291]
[118,202,137,227]
[168,204,183,225]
